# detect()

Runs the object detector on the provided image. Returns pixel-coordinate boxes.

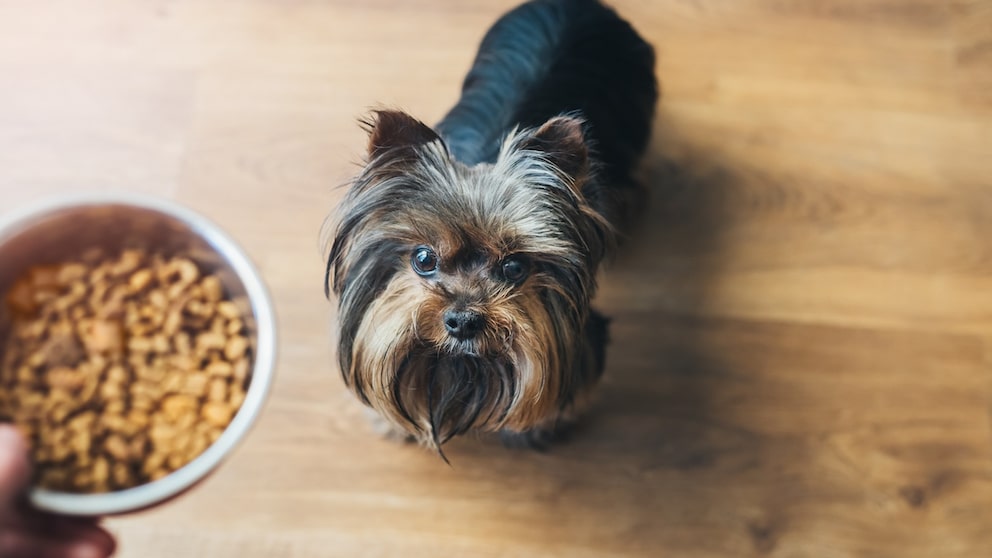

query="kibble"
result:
[0,248,252,493]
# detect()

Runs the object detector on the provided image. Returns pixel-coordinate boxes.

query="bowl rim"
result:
[0,192,277,516]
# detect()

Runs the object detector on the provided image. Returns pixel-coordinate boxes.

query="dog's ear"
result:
[363,110,442,159]
[521,116,590,184]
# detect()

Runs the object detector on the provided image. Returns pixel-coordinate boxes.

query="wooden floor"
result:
[1,1,991,556]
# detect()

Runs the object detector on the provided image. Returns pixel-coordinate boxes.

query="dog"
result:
[324,0,658,456]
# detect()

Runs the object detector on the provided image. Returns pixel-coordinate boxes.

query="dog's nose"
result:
[443,309,484,340]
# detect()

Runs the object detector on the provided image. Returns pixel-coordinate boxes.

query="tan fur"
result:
[326,111,613,451]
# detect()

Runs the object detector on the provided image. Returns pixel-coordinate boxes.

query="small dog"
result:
[324,0,658,455]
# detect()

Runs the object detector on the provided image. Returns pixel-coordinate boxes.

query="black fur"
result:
[435,0,658,223]
[324,0,658,451]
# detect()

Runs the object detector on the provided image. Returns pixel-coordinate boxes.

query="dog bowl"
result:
[0,193,277,516]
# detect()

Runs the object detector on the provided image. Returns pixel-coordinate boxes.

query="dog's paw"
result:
[499,423,573,452]
[365,408,417,444]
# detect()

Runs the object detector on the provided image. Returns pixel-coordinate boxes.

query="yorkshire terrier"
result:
[324,0,658,455]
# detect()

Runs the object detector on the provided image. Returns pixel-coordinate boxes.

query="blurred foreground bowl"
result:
[0,193,277,516]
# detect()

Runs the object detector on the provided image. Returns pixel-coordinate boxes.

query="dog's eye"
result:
[411,246,439,276]
[500,256,529,283]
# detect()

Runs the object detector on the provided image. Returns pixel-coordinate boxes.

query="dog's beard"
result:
[324,111,612,453]
[348,271,573,452]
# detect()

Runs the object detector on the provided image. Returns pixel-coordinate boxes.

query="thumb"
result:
[0,424,32,507]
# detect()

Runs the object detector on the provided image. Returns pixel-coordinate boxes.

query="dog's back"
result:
[435,0,658,192]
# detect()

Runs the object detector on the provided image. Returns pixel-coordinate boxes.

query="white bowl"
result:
[0,193,277,516]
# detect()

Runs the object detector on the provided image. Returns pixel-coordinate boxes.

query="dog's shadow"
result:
[434,119,785,551]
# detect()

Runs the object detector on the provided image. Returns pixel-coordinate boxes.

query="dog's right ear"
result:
[362,110,442,159]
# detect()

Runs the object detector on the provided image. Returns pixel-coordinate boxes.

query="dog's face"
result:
[325,111,611,449]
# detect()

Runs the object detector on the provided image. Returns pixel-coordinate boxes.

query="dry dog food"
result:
[0,248,251,493]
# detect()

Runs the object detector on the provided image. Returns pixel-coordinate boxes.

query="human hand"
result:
[0,424,116,558]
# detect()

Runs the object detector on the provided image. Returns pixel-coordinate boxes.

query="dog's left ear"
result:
[521,116,590,186]
[364,110,442,159]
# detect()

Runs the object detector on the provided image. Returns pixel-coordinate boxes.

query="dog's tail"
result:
[435,0,658,184]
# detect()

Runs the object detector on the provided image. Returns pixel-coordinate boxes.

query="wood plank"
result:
[0,0,989,556]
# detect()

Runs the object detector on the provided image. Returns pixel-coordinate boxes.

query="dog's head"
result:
[324,110,611,449]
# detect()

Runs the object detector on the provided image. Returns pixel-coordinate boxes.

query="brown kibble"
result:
[106,364,128,384]
[173,332,192,355]
[124,410,150,436]
[50,443,73,462]
[167,453,186,470]
[129,434,148,458]
[143,452,166,476]
[32,288,57,306]
[19,319,47,340]
[55,263,88,286]
[16,365,36,384]
[182,373,209,396]
[99,380,124,402]
[80,319,124,354]
[189,434,209,460]
[101,285,129,317]
[52,282,86,312]
[196,332,226,352]
[92,457,110,484]
[104,435,130,460]
[40,468,70,490]
[87,354,108,374]
[205,361,231,377]
[225,318,244,336]
[112,249,143,276]
[3,248,249,494]
[166,282,188,300]
[69,430,92,456]
[174,410,197,431]
[201,276,223,302]
[201,402,233,428]
[50,402,74,424]
[163,311,182,336]
[66,412,96,433]
[6,277,38,315]
[163,372,185,394]
[233,358,250,384]
[224,336,249,361]
[151,335,170,354]
[161,394,196,423]
[72,469,93,492]
[112,463,132,487]
[175,259,199,284]
[228,389,246,411]
[38,330,84,368]
[135,363,166,384]
[46,367,85,391]
[216,301,240,320]
[128,268,153,292]
[207,377,227,402]
[127,336,153,353]
[149,423,176,446]
[26,351,46,369]
[100,413,128,434]
[148,289,168,311]
[132,393,155,412]
[186,299,208,317]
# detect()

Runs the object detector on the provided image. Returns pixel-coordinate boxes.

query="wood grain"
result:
[1,0,990,556]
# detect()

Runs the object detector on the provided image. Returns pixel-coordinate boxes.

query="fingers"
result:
[0,529,112,558]
[0,425,116,557]
[45,516,117,557]
[0,424,31,507]
[3,508,117,558]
